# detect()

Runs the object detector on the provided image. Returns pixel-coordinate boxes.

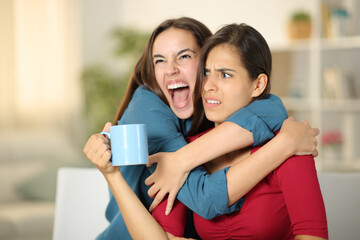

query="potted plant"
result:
[288,11,312,39]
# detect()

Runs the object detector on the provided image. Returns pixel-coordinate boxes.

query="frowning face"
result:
[152,28,200,119]
[203,44,257,125]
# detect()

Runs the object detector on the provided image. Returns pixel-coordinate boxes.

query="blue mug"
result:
[101,124,149,166]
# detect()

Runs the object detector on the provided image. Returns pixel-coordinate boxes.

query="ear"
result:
[251,73,268,98]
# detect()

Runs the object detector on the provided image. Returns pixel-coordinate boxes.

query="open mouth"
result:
[167,82,190,108]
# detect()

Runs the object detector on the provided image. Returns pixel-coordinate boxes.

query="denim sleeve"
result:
[225,94,288,146]
[177,166,245,220]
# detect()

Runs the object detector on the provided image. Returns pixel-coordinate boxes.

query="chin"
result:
[205,114,224,125]
[172,106,193,119]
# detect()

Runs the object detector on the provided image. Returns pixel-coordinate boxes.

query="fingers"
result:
[147,184,160,199]
[312,148,319,157]
[313,127,320,136]
[165,192,176,215]
[301,119,310,126]
[83,134,97,155]
[95,149,112,170]
[148,154,159,165]
[145,174,154,186]
[83,133,111,167]
[287,116,295,121]
[84,134,109,154]
[103,122,112,132]
[149,190,167,212]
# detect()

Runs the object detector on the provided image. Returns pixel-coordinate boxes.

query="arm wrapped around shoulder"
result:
[226,94,288,146]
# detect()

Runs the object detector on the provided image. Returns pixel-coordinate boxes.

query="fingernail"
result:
[165,210,169,215]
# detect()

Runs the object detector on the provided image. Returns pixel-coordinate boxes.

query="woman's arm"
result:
[147,118,319,217]
[295,236,327,240]
[271,150,328,239]
[226,117,319,204]
[83,123,190,240]
[146,121,252,211]
[106,172,169,240]
[145,94,288,213]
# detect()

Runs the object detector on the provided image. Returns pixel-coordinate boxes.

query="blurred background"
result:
[1,0,359,239]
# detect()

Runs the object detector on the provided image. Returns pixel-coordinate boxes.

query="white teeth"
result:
[167,82,188,90]
[207,99,221,104]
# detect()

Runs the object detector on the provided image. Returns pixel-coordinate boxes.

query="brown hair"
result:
[188,23,272,135]
[113,17,212,124]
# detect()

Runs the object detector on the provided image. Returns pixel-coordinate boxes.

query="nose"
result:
[203,73,217,92]
[165,60,179,75]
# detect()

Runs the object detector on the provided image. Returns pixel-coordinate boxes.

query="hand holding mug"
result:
[83,122,117,175]
[101,124,149,166]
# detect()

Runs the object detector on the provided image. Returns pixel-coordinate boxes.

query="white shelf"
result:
[321,99,360,111]
[282,98,360,112]
[270,40,312,52]
[271,36,360,52]
[321,36,360,50]
[271,0,360,171]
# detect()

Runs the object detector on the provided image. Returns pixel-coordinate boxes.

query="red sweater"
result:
[153,144,328,239]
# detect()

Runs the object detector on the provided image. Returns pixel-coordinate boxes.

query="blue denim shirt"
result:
[96,86,288,239]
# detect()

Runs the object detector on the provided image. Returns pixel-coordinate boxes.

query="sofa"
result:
[0,161,56,240]
[0,129,89,240]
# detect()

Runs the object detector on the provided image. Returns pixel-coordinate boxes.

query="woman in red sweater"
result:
[86,22,325,239]
[152,23,328,240]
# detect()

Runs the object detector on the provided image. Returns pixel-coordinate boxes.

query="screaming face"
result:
[152,28,200,119]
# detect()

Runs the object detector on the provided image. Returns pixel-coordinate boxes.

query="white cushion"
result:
[53,167,109,240]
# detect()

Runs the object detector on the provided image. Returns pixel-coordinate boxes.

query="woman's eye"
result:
[179,54,191,60]
[154,59,164,64]
[222,72,231,78]
[204,69,210,76]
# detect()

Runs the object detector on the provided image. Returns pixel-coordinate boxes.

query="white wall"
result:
[81,0,317,67]
[117,0,316,44]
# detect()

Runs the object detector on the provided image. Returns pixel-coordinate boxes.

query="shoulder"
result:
[278,154,315,172]
[131,86,167,106]
[272,154,317,188]
[120,86,175,124]
[251,146,316,177]
[250,94,287,115]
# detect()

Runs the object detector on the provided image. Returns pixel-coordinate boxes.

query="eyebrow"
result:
[216,68,236,72]
[153,48,196,59]
[205,67,236,72]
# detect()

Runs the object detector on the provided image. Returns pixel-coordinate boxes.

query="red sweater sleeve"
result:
[274,155,328,239]
[152,198,187,237]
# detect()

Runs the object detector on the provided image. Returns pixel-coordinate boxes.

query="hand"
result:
[145,152,190,215]
[83,122,119,176]
[279,117,320,157]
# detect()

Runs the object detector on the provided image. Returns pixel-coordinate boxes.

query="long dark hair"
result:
[188,23,272,136]
[113,17,212,124]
